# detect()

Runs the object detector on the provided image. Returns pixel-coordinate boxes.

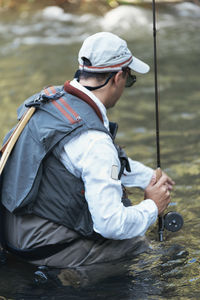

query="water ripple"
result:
[0,3,200,53]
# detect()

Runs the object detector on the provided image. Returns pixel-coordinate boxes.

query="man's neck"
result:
[79,79,111,109]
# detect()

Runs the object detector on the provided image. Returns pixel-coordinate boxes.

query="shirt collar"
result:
[70,79,110,131]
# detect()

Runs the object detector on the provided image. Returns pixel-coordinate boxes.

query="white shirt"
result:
[60,79,158,240]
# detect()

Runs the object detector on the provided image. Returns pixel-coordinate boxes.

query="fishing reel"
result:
[158,211,184,242]
[164,211,183,232]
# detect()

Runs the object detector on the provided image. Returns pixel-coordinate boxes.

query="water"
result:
[0,2,200,299]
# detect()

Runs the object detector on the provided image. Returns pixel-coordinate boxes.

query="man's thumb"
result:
[149,174,157,186]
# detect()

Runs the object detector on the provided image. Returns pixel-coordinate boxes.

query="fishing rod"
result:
[152,0,183,242]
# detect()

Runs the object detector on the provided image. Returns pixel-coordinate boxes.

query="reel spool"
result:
[164,211,184,232]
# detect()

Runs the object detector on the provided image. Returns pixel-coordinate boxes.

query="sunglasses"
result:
[124,68,137,88]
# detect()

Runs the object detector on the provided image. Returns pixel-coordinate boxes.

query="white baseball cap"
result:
[78,32,150,74]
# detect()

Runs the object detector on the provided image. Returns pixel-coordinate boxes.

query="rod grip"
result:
[156,167,162,181]
[156,167,164,241]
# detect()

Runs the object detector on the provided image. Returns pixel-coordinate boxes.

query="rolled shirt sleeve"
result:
[60,130,158,240]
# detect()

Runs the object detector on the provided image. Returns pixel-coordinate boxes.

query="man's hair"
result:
[79,70,112,82]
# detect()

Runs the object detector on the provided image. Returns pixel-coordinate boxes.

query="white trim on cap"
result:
[79,56,133,72]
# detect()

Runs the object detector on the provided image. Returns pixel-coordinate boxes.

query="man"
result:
[0,32,173,269]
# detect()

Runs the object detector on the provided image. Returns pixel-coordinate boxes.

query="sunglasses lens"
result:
[125,73,136,88]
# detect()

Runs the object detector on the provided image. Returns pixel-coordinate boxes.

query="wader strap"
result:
[5,240,76,261]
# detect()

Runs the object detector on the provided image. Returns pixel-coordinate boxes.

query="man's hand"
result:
[144,172,174,215]
[160,170,175,191]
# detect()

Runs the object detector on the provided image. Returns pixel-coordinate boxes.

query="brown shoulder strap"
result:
[0,107,36,175]
[1,110,27,154]
[64,81,104,123]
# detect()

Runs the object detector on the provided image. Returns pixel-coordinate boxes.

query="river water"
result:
[0,2,200,299]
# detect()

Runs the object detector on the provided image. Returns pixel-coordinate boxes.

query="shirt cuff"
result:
[135,199,158,226]
[122,159,154,189]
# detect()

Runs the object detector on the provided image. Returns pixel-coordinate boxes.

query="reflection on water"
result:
[0,244,190,298]
[0,2,200,299]
[0,243,197,299]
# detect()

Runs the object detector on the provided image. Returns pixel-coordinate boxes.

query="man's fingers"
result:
[167,178,175,186]
[149,173,157,186]
[161,185,167,193]
[161,185,170,197]
[162,172,175,186]
[167,184,173,191]
[156,174,170,187]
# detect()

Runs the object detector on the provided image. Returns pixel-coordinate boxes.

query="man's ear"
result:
[113,71,124,85]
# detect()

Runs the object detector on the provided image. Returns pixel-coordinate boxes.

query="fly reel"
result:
[158,211,184,241]
[164,211,184,232]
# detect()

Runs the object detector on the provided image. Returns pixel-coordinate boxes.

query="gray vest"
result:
[1,85,130,237]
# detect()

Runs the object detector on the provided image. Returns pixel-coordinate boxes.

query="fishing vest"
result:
[1,82,131,238]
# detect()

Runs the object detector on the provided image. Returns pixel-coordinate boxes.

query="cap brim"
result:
[128,56,150,74]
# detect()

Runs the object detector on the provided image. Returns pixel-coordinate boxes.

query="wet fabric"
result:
[5,210,149,268]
